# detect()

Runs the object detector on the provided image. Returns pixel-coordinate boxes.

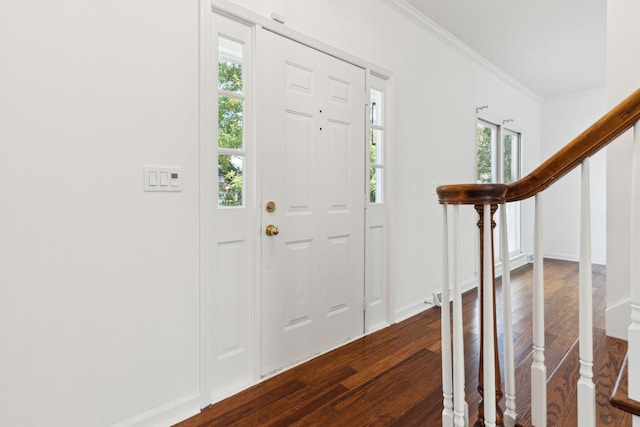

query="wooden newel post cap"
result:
[436,183,507,205]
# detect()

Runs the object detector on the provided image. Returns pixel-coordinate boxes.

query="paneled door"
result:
[259,29,366,376]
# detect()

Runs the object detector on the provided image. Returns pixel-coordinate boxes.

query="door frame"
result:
[200,0,395,407]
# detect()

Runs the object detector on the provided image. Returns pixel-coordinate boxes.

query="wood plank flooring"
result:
[176,259,631,426]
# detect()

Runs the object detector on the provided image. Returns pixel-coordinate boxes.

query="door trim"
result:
[198,0,214,408]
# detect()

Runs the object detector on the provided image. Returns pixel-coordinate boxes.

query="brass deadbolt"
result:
[266,201,276,212]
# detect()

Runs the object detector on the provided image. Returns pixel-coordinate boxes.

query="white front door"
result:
[259,30,366,376]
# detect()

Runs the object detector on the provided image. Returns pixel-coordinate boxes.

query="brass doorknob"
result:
[265,224,279,236]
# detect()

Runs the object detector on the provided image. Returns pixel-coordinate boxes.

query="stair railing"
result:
[437,88,640,427]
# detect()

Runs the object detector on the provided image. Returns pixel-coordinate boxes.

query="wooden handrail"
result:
[436,183,507,205]
[437,88,640,204]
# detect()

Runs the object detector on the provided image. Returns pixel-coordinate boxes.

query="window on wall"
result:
[502,128,521,254]
[217,36,246,207]
[476,119,522,257]
[476,120,498,184]
[369,89,384,203]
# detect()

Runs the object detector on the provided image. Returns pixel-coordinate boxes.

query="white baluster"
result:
[442,204,454,427]
[452,205,467,427]
[531,193,547,426]
[629,122,640,403]
[500,204,517,427]
[483,205,496,427]
[578,158,595,426]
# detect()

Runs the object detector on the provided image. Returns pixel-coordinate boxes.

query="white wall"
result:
[541,88,607,264]
[0,1,201,426]
[606,0,640,339]
[0,0,542,425]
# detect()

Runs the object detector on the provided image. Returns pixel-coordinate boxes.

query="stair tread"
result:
[610,353,640,416]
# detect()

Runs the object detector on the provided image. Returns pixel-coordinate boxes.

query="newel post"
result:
[475,204,502,427]
[436,183,509,427]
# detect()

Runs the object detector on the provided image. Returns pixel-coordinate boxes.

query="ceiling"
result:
[402,0,607,99]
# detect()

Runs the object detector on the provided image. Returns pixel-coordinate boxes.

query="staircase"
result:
[611,354,640,419]
[436,89,640,426]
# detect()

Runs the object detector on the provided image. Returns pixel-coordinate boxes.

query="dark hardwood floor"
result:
[176,259,630,426]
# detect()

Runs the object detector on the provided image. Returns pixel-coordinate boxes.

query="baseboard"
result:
[209,376,257,407]
[111,392,201,427]
[543,252,606,266]
[394,300,434,323]
[543,252,578,262]
[607,298,631,340]
[367,320,391,334]
[432,253,529,307]
[431,277,478,307]
[494,252,531,277]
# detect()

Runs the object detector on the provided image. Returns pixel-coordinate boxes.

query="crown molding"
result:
[379,0,543,103]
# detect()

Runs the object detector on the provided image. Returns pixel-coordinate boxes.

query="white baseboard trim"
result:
[544,252,578,262]
[111,392,201,427]
[209,378,256,406]
[432,277,478,307]
[594,258,607,266]
[494,252,531,277]
[367,320,391,334]
[394,300,434,323]
[543,251,606,266]
[459,277,478,297]
[432,254,529,307]
[606,298,631,340]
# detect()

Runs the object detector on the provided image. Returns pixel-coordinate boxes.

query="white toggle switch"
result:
[160,171,169,186]
[144,166,183,192]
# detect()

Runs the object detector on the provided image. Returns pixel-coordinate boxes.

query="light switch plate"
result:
[144,166,183,192]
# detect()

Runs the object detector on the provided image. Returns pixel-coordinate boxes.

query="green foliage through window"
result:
[476,122,519,184]
[369,130,383,203]
[369,89,384,204]
[503,133,513,183]
[218,96,243,150]
[218,61,243,92]
[476,125,493,183]
[218,155,243,206]
[217,60,244,206]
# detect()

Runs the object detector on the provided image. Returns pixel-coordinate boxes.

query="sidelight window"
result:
[217,36,246,207]
[369,89,384,203]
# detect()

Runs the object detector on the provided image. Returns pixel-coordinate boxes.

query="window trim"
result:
[476,117,523,259]
[216,33,250,208]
